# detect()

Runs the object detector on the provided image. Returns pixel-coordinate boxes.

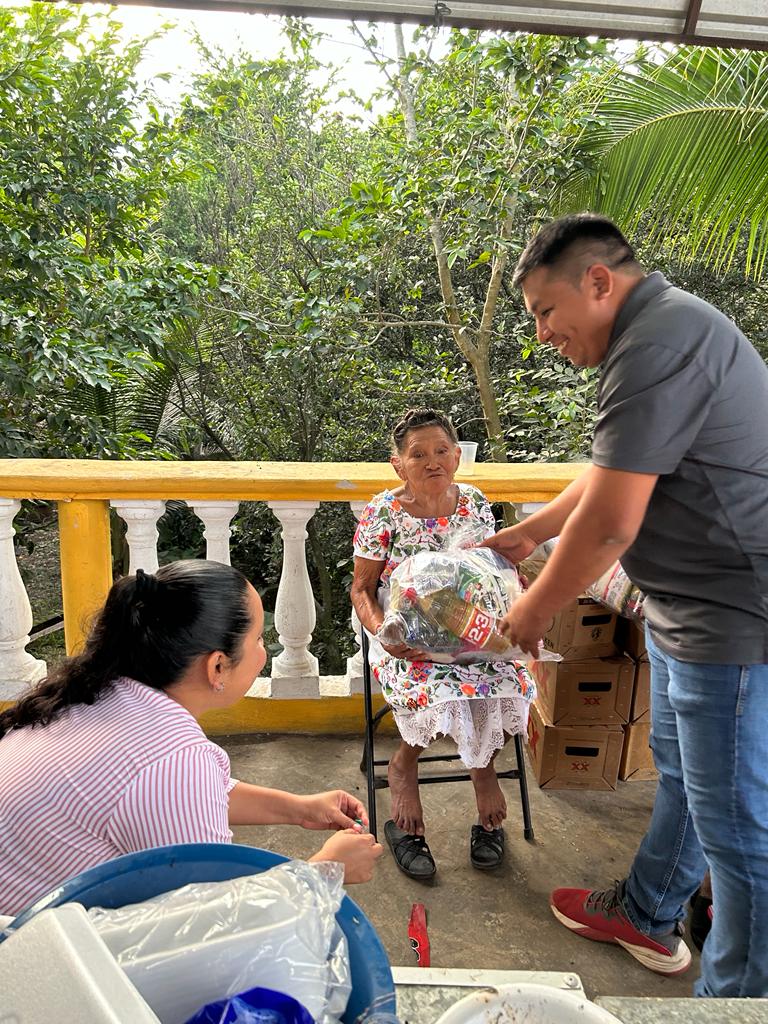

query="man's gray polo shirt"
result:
[592,271,768,664]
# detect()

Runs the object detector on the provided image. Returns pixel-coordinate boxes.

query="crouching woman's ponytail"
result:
[0,559,251,739]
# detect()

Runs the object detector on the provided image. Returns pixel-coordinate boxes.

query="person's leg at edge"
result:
[669,657,768,997]
[388,739,425,835]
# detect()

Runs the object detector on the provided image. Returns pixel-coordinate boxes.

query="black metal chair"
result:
[360,629,535,842]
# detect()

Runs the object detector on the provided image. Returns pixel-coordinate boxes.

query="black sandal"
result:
[384,820,436,879]
[471,824,505,870]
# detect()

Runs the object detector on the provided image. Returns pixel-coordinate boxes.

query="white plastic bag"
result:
[379,531,560,663]
[88,860,350,1024]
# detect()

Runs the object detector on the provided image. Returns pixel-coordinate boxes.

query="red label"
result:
[464,608,494,647]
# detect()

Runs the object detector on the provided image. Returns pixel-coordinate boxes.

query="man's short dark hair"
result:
[512,213,638,288]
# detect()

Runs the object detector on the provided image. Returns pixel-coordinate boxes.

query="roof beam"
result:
[682,0,703,39]
[80,0,768,51]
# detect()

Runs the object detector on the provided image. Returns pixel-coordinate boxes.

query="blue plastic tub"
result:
[4,843,395,1023]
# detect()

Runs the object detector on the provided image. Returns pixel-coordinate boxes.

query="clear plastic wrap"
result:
[87,860,350,1024]
[378,538,560,663]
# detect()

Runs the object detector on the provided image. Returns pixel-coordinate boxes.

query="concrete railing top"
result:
[0,459,586,503]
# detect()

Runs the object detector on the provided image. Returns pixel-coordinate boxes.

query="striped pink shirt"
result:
[0,677,236,917]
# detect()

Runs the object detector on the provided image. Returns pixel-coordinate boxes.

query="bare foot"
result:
[470,764,507,831]
[388,747,425,835]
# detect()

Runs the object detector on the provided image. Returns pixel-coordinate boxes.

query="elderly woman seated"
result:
[351,408,535,878]
[0,560,382,920]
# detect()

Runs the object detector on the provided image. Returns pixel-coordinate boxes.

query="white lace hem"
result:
[392,697,529,769]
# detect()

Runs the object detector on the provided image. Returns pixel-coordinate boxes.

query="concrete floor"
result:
[225,732,698,1004]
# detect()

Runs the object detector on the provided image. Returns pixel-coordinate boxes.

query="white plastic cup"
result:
[457,441,478,475]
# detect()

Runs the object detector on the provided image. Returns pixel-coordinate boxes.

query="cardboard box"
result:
[542,596,618,661]
[527,700,623,791]
[529,655,634,726]
[615,618,647,659]
[620,721,658,781]
[631,659,650,723]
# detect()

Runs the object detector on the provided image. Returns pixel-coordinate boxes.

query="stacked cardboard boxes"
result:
[526,596,630,790]
[616,620,657,782]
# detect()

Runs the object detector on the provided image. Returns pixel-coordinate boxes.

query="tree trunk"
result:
[467,351,508,463]
[394,25,509,466]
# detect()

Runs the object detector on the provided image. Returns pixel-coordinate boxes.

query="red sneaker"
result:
[550,881,691,975]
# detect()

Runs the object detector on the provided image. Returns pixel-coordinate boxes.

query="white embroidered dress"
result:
[353,485,535,768]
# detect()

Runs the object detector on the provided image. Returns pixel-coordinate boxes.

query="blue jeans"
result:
[622,627,768,997]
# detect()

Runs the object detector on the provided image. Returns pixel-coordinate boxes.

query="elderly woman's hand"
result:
[379,640,429,661]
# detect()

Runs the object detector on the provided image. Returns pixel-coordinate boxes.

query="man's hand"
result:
[380,641,429,661]
[311,831,383,884]
[479,524,538,564]
[297,790,369,831]
[497,593,551,659]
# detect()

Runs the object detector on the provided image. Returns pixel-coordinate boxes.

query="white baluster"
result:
[267,501,320,698]
[0,499,47,698]
[345,500,369,695]
[513,501,547,522]
[110,500,165,573]
[190,501,239,564]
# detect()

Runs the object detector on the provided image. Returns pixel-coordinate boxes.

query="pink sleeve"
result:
[108,743,233,853]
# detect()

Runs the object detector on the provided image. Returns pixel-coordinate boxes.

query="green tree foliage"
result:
[17,13,768,673]
[310,28,607,464]
[0,3,213,456]
[158,41,396,670]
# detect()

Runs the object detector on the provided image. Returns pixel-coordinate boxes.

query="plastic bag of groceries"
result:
[377,534,561,664]
[586,560,645,621]
[521,539,645,621]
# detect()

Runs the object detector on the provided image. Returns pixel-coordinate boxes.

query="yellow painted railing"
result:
[2,458,584,649]
[1,459,585,731]
[0,459,582,502]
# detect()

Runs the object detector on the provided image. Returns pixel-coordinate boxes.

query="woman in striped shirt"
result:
[0,560,382,919]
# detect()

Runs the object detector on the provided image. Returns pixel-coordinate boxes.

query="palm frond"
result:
[557,48,768,278]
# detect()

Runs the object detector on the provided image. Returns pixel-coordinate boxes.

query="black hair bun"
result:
[135,567,160,601]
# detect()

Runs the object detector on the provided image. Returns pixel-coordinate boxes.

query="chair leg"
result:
[359,705,391,774]
[361,630,379,840]
[514,732,534,841]
[359,624,534,844]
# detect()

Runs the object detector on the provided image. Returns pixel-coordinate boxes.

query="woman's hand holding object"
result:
[298,790,369,831]
[312,831,384,883]
[379,640,429,661]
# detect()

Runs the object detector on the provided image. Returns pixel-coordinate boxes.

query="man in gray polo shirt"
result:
[483,213,768,998]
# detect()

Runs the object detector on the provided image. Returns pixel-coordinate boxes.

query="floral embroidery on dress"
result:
[353,484,535,712]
